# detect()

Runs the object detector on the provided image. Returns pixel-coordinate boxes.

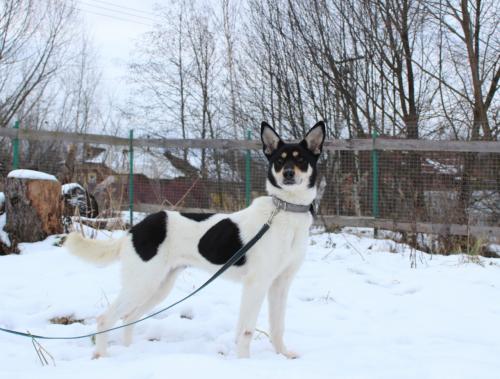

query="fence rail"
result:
[319,216,500,238]
[1,128,499,153]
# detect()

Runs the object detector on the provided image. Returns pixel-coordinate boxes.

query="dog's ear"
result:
[261,122,283,158]
[301,121,326,156]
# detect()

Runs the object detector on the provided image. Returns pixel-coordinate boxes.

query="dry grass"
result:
[49,315,84,325]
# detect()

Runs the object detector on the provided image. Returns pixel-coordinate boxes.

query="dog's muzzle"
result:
[282,169,295,184]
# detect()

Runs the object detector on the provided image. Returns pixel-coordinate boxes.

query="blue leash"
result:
[0,211,278,341]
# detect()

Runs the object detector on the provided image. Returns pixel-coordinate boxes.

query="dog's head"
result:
[261,121,325,202]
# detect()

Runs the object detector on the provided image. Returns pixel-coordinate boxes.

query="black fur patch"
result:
[307,160,318,188]
[180,213,214,222]
[198,218,246,266]
[309,204,315,216]
[130,211,167,262]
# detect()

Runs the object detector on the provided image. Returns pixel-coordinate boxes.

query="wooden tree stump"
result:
[5,170,63,243]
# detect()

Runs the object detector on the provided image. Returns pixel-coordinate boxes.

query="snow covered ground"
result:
[1,229,499,379]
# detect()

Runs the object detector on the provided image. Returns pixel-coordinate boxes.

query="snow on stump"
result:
[4,169,63,244]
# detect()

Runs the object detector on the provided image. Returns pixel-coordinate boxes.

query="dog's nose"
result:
[283,169,295,180]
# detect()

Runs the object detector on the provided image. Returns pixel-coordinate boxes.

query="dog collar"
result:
[272,196,311,213]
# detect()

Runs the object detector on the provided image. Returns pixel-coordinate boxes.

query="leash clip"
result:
[266,206,281,226]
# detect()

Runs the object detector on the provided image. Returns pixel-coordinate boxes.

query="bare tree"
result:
[53,33,102,134]
[127,2,192,140]
[0,0,76,128]
[222,0,243,138]
[418,0,499,140]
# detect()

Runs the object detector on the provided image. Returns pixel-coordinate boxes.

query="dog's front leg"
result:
[268,262,302,359]
[235,280,269,358]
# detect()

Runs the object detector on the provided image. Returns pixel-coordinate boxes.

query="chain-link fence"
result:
[1,127,499,246]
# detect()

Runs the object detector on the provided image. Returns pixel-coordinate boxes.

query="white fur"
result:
[65,169,317,360]
[64,232,123,265]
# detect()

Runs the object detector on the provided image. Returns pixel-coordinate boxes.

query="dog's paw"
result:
[92,351,107,360]
[280,349,300,359]
[236,349,250,359]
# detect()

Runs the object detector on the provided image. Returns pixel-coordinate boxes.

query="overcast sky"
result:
[76,0,160,98]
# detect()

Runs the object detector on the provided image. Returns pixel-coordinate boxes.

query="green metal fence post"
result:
[372,130,380,237]
[245,130,251,207]
[12,120,20,170]
[129,130,134,226]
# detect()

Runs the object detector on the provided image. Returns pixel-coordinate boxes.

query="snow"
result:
[134,148,185,179]
[425,158,460,175]
[120,210,148,225]
[489,244,500,253]
[0,192,4,206]
[62,183,85,194]
[84,146,185,179]
[7,169,58,182]
[1,230,500,379]
[0,213,10,247]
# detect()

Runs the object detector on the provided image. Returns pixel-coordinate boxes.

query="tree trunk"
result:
[5,174,63,243]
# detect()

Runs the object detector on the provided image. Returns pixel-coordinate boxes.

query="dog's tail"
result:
[64,232,124,265]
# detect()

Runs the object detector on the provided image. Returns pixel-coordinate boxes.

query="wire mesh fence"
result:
[316,149,500,225]
[1,127,499,245]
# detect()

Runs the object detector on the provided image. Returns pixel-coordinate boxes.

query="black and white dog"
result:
[64,121,325,359]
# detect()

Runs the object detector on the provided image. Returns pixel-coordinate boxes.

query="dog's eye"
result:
[296,156,304,162]
[277,158,284,164]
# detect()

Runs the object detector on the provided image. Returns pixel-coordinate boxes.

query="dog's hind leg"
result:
[235,280,270,358]
[121,266,185,346]
[94,269,167,358]
[268,263,301,359]
[93,293,138,359]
